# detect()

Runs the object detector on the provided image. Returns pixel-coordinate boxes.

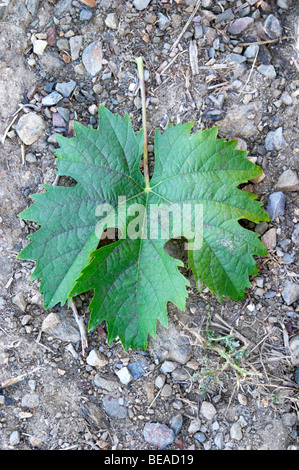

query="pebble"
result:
[275,169,299,192]
[227,17,254,35]
[188,419,202,434]
[79,0,95,6]
[282,282,299,306]
[281,91,292,105]
[277,0,292,9]
[127,359,148,379]
[155,374,166,388]
[258,64,277,80]
[9,431,20,446]
[102,395,127,419]
[227,53,247,64]
[12,292,27,312]
[194,431,206,443]
[169,413,183,435]
[265,127,286,151]
[143,422,175,449]
[215,8,234,24]
[282,413,297,427]
[160,360,177,373]
[292,225,299,244]
[57,106,70,122]
[86,348,108,367]
[15,113,45,145]
[41,312,80,343]
[55,80,76,98]
[261,228,277,250]
[244,45,259,59]
[267,191,286,220]
[94,374,119,392]
[52,112,66,128]
[82,40,103,76]
[263,14,283,39]
[200,401,217,420]
[157,12,170,31]
[132,0,151,10]
[115,366,132,384]
[80,9,93,21]
[33,39,47,55]
[289,335,299,366]
[230,422,243,440]
[69,35,83,61]
[21,392,39,408]
[105,12,118,30]
[41,91,63,106]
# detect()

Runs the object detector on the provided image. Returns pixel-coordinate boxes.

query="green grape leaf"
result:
[18,105,270,351]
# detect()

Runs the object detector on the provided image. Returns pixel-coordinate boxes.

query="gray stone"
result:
[41,91,63,106]
[39,52,63,71]
[194,431,206,443]
[244,45,259,58]
[127,359,148,379]
[15,113,45,145]
[215,8,234,24]
[282,281,299,306]
[275,169,299,192]
[9,431,20,446]
[265,127,286,151]
[41,312,80,343]
[277,0,292,9]
[267,192,286,220]
[263,14,283,39]
[227,53,247,64]
[282,412,297,426]
[149,318,191,364]
[86,348,108,367]
[157,12,170,30]
[105,12,118,29]
[115,366,132,384]
[160,360,176,373]
[143,422,175,449]
[217,101,262,138]
[57,107,70,122]
[102,395,127,419]
[258,64,277,80]
[200,401,217,420]
[132,0,151,10]
[169,413,183,435]
[227,17,254,34]
[26,0,39,16]
[82,40,103,76]
[12,292,27,312]
[289,336,299,366]
[55,80,76,98]
[281,91,292,105]
[80,9,93,21]
[70,35,83,61]
[94,374,119,392]
[292,225,299,244]
[21,392,39,408]
[230,422,243,440]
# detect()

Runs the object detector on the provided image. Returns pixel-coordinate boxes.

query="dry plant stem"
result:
[1,366,41,389]
[136,57,150,189]
[70,298,88,356]
[170,0,201,52]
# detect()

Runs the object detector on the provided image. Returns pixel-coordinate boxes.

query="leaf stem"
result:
[136,56,150,189]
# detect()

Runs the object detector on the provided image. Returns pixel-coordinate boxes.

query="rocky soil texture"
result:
[0,0,299,451]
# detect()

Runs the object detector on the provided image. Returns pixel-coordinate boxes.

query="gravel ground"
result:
[0,0,299,451]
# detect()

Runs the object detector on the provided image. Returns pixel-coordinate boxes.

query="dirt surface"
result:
[0,0,299,451]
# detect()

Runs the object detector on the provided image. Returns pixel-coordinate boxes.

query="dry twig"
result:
[70,298,88,357]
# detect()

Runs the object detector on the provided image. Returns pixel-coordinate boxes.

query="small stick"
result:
[70,298,88,357]
[2,104,41,145]
[237,36,291,47]
[1,366,41,389]
[136,57,150,189]
[170,0,201,52]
